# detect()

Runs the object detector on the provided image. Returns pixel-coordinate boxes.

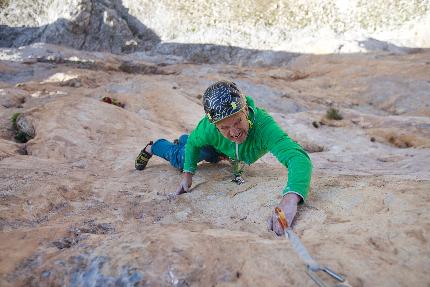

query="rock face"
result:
[1,1,430,286]
[14,114,35,142]
[0,0,160,53]
[1,0,430,57]
[0,43,430,286]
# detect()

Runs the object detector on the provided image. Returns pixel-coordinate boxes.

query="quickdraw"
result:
[275,207,350,287]
[231,143,245,185]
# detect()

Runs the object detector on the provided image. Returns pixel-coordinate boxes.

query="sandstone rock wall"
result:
[1,44,430,287]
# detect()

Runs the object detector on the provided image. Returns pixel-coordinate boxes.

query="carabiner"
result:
[232,175,245,185]
[306,265,347,287]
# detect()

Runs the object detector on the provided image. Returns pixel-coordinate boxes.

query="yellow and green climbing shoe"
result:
[135,141,153,170]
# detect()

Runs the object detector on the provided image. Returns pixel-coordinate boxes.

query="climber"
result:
[135,80,312,235]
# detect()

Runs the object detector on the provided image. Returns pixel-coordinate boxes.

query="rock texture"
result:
[1,1,430,286]
[1,0,430,57]
[0,44,429,286]
[0,0,160,53]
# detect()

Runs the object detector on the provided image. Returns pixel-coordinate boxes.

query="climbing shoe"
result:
[135,141,153,170]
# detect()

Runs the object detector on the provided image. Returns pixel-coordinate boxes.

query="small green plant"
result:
[326,108,343,120]
[10,113,30,143]
[102,96,125,108]
[14,131,28,143]
[10,112,21,130]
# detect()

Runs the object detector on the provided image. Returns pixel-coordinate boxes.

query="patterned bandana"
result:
[203,81,246,123]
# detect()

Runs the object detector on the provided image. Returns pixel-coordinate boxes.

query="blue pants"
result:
[151,134,221,170]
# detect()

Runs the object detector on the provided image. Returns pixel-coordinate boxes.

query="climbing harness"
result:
[275,207,350,287]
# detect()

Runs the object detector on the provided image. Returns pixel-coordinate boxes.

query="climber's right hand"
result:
[176,172,193,195]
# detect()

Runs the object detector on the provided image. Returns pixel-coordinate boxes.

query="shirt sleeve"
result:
[259,115,312,202]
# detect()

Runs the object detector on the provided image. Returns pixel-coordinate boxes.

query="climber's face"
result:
[216,109,249,144]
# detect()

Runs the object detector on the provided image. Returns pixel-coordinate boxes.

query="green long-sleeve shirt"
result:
[184,96,312,201]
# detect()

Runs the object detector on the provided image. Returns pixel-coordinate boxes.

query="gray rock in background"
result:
[0,0,160,54]
[1,0,429,63]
